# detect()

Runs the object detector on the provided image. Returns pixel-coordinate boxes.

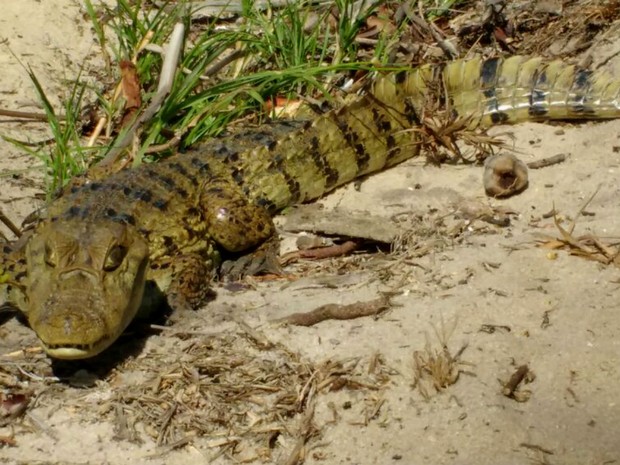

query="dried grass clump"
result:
[108,332,390,462]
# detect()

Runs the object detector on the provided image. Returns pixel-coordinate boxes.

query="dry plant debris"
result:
[537,189,620,266]
[412,318,469,400]
[104,331,391,462]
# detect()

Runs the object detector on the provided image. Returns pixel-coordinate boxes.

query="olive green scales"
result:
[2,55,620,359]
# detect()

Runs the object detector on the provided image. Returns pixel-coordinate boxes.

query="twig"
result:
[201,49,247,78]
[0,208,22,239]
[527,153,566,169]
[502,364,529,397]
[0,108,65,122]
[276,296,391,326]
[280,240,359,265]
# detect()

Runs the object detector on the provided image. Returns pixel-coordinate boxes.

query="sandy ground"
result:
[1,1,620,464]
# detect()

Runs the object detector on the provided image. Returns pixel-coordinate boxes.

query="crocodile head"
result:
[24,218,150,359]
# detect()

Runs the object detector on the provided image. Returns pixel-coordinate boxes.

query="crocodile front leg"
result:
[166,252,217,312]
[149,175,278,313]
[200,176,276,254]
[201,177,281,279]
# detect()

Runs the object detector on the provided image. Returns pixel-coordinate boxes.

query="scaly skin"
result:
[2,56,620,359]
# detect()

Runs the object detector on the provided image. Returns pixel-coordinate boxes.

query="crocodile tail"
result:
[390,55,620,127]
[231,56,620,212]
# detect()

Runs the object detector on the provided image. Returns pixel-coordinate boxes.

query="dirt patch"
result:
[2,1,620,464]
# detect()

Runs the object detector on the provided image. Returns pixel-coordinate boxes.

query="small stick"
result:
[276,296,391,326]
[527,153,566,169]
[281,240,359,265]
[0,108,65,122]
[86,116,107,147]
[502,364,529,397]
[0,208,21,239]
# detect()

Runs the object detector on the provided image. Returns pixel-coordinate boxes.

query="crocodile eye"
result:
[44,243,57,268]
[103,245,127,272]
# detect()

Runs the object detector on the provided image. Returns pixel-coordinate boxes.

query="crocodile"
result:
[2,55,620,359]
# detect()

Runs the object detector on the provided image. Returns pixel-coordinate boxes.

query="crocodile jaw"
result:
[24,220,150,359]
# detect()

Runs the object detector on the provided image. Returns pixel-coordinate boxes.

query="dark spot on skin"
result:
[153,199,168,210]
[232,168,244,185]
[573,69,592,90]
[379,120,391,132]
[163,236,174,247]
[133,190,153,202]
[227,151,239,163]
[70,185,80,194]
[309,136,339,188]
[267,140,278,151]
[310,136,320,150]
[271,152,301,202]
[395,71,408,84]
[123,186,132,196]
[386,135,396,149]
[534,68,548,86]
[105,208,117,218]
[283,171,302,202]
[66,206,82,218]
[568,69,594,114]
[114,213,136,225]
[404,100,420,125]
[529,89,548,117]
[88,182,103,191]
[490,112,510,124]
[191,157,210,173]
[480,57,500,87]
[372,108,392,133]
[174,186,189,199]
[169,162,190,178]
[157,175,176,189]
[483,88,496,99]
[334,119,370,172]
[214,145,232,157]
[187,206,200,217]
[482,88,503,120]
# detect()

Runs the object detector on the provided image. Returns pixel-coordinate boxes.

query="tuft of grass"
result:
[20,0,468,193]
[4,68,99,197]
[82,0,391,162]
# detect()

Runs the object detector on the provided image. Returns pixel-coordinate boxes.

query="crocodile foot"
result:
[220,235,283,280]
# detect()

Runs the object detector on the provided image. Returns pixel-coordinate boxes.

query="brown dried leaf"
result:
[119,60,142,110]
[0,392,30,419]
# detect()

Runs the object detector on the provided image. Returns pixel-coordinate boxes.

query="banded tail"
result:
[211,56,620,213]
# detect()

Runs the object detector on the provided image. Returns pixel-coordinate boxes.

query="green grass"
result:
[3,68,100,197]
[21,0,466,193]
